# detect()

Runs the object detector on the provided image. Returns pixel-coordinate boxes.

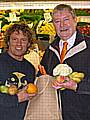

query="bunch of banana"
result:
[2,23,14,32]
[44,9,53,13]
[2,24,9,31]
[38,22,56,35]
[68,72,85,83]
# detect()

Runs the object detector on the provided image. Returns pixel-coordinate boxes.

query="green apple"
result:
[0,85,9,94]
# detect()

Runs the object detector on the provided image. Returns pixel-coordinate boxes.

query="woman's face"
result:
[8,30,30,61]
[53,9,77,40]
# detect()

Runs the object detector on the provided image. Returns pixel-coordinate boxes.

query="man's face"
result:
[53,9,77,40]
[8,30,30,61]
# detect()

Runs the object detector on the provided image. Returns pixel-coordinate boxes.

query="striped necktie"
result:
[60,41,68,64]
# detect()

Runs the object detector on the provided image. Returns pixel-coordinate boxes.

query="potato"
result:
[8,85,18,95]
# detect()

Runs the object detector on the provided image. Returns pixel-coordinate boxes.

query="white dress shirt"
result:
[59,31,77,54]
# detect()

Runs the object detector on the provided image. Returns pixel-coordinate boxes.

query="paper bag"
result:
[24,75,62,120]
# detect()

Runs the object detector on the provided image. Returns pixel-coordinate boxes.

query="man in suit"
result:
[40,4,90,120]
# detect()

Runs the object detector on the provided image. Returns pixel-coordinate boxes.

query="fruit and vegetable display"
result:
[52,64,85,91]
[0,9,89,53]
[77,22,90,36]
[36,22,56,36]
[75,9,90,16]
[0,9,89,35]
[0,83,38,95]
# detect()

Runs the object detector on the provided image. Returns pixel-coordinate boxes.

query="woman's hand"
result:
[17,86,37,102]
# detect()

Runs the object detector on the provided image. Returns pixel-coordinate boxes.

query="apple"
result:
[56,76,65,83]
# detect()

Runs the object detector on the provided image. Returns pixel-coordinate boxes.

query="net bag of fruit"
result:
[24,74,62,120]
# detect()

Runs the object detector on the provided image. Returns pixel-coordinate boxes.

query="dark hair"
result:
[4,23,32,48]
[52,4,76,19]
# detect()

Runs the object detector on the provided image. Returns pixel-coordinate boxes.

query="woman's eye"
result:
[22,39,27,42]
[12,38,17,41]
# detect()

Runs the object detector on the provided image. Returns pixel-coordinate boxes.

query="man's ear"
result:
[75,17,78,22]
[74,17,77,26]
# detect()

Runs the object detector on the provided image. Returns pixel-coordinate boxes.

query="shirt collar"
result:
[60,31,77,50]
[67,31,77,49]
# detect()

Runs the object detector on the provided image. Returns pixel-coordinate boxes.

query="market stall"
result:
[0,1,89,120]
[0,1,90,62]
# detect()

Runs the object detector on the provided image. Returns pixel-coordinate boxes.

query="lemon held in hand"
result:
[26,83,38,94]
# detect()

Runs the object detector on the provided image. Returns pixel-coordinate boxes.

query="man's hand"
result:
[52,77,77,91]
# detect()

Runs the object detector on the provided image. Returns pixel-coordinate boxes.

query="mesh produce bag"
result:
[24,75,62,120]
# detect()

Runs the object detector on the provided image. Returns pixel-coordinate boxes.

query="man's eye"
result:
[54,20,60,23]
[64,18,69,21]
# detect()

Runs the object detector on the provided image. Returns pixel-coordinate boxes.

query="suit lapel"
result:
[49,36,60,61]
[64,40,87,60]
